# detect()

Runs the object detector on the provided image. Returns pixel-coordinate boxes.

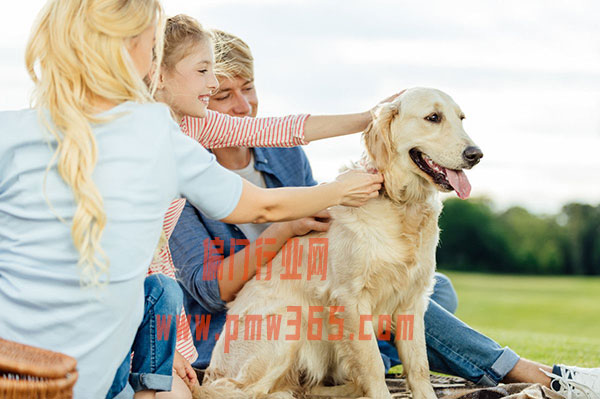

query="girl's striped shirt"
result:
[148,110,310,362]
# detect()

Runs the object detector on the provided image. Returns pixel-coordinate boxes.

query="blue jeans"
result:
[378,273,520,386]
[106,274,183,399]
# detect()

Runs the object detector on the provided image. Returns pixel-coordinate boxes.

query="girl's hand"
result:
[372,90,406,112]
[173,350,199,391]
[335,170,383,207]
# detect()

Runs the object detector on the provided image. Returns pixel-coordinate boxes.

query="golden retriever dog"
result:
[195,88,483,399]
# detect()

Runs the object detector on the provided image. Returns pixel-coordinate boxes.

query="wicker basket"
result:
[0,338,78,399]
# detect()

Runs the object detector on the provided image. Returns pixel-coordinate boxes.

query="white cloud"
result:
[2,0,599,212]
[331,37,600,74]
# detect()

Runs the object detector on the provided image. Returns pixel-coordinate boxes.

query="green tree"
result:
[561,203,600,275]
[437,198,515,272]
[497,206,566,274]
[437,199,599,275]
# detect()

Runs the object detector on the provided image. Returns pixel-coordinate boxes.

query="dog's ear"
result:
[363,102,399,172]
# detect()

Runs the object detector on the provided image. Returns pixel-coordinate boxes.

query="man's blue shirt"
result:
[169,146,317,367]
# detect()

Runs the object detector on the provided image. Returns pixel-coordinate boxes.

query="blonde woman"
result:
[0,1,400,399]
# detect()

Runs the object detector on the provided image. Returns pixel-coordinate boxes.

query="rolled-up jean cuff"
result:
[477,347,520,386]
[129,372,173,392]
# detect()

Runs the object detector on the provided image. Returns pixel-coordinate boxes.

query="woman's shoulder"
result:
[0,108,42,148]
[0,102,173,133]
[97,102,177,146]
[121,101,170,114]
[0,108,38,129]
[106,101,173,125]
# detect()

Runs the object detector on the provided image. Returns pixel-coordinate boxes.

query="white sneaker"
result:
[541,365,600,399]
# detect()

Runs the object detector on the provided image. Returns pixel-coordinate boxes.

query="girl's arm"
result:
[183,112,309,148]
[302,92,402,142]
[168,106,382,225]
[220,170,382,224]
[182,93,401,148]
[302,112,371,142]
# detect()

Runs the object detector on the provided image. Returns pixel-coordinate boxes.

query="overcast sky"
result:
[2,1,599,214]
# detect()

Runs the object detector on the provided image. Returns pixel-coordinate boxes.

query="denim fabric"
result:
[169,146,316,368]
[106,351,135,399]
[378,273,520,386]
[106,274,183,398]
[429,272,458,314]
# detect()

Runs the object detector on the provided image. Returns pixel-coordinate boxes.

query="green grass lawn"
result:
[389,271,600,374]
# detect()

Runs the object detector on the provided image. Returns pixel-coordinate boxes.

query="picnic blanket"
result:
[193,369,565,399]
[383,374,563,399]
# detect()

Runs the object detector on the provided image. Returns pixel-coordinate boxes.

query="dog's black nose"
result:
[463,146,483,166]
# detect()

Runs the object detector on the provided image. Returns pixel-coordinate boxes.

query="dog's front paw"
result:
[410,385,437,399]
[365,385,392,399]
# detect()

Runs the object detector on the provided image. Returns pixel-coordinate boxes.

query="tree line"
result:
[437,198,600,275]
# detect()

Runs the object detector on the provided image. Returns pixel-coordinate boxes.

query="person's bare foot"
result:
[134,390,156,399]
[156,374,192,399]
[502,358,552,387]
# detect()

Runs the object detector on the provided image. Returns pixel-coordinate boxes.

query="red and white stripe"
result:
[182,110,309,148]
[148,198,197,362]
[148,111,310,363]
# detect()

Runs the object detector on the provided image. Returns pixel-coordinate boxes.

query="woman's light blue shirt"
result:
[0,102,242,398]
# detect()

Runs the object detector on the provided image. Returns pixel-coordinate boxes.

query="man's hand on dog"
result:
[283,209,332,237]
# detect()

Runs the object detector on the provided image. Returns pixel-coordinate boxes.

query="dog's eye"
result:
[425,113,441,123]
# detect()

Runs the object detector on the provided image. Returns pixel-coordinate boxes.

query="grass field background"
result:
[389,271,600,374]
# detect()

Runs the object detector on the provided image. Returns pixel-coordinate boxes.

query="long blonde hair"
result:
[25,0,164,286]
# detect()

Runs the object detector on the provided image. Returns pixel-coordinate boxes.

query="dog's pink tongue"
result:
[445,169,471,200]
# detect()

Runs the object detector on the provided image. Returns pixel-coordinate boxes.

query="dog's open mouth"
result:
[409,149,472,199]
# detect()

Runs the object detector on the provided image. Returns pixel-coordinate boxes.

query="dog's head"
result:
[363,87,482,203]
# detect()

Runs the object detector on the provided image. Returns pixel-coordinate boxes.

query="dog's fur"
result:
[195,88,480,399]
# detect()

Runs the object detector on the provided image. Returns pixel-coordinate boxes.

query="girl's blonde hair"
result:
[162,14,212,71]
[211,29,255,81]
[25,0,164,286]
